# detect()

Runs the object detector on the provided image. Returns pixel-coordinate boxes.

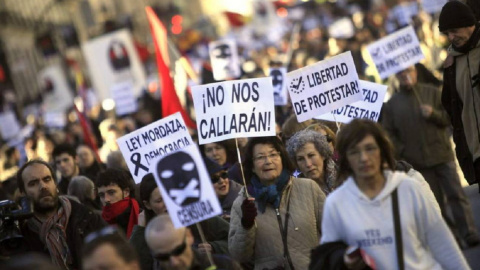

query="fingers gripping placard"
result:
[153,144,222,228]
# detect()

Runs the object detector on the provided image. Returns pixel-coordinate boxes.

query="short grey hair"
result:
[68,175,95,203]
[286,129,332,163]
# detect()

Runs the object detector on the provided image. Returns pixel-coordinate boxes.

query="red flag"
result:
[145,6,196,129]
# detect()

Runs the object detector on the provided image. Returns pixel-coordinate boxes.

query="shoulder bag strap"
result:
[392,188,404,270]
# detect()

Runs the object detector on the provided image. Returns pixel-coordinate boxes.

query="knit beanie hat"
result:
[439,1,476,32]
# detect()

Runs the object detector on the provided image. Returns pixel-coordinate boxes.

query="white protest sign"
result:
[285,51,362,122]
[269,67,288,106]
[153,144,222,228]
[391,2,419,26]
[208,39,241,81]
[38,63,74,112]
[316,80,387,123]
[328,17,355,39]
[44,111,67,128]
[367,26,425,80]
[421,0,447,14]
[117,112,194,184]
[82,29,146,102]
[192,77,276,145]
[0,111,21,140]
[111,80,138,116]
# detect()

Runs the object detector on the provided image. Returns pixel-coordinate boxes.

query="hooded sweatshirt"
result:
[321,170,469,270]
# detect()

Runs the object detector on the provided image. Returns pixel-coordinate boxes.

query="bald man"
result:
[145,214,241,270]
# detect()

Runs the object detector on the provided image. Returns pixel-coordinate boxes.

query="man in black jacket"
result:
[52,144,80,195]
[17,159,105,269]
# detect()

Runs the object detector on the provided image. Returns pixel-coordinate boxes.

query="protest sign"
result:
[153,144,222,228]
[316,80,387,123]
[391,2,419,27]
[269,67,288,106]
[110,80,138,116]
[82,29,146,102]
[285,51,362,122]
[192,77,276,144]
[117,112,194,183]
[38,63,74,112]
[0,111,21,140]
[44,111,67,128]
[328,17,355,39]
[421,0,447,14]
[367,26,425,80]
[209,39,241,81]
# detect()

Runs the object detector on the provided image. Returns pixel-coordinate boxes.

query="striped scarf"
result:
[28,196,72,269]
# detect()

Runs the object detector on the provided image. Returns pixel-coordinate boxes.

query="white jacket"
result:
[321,170,470,270]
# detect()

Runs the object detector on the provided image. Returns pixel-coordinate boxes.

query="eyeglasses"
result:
[346,145,379,159]
[84,225,121,244]
[153,232,187,261]
[212,171,228,183]
[253,152,281,163]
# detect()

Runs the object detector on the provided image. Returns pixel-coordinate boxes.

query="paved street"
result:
[463,184,480,270]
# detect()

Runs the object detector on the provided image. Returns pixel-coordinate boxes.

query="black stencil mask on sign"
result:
[270,69,283,95]
[157,151,201,206]
[108,40,131,71]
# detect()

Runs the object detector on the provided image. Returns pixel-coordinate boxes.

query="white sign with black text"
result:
[117,112,194,184]
[269,67,288,106]
[285,51,362,122]
[153,144,222,228]
[192,77,276,144]
[209,39,241,81]
[316,80,387,123]
[111,80,138,116]
[367,26,425,80]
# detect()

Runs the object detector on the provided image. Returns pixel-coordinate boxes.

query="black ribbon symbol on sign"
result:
[130,153,149,176]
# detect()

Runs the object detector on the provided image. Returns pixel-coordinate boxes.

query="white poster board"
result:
[117,112,194,183]
[208,39,241,81]
[153,144,222,228]
[82,29,146,102]
[44,111,67,128]
[38,64,74,112]
[328,17,355,39]
[285,51,362,122]
[421,0,447,14]
[367,26,425,80]
[269,67,288,106]
[391,2,419,26]
[110,80,138,116]
[192,77,276,144]
[0,111,21,140]
[316,80,387,123]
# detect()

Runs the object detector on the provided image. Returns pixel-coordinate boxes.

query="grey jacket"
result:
[228,177,325,270]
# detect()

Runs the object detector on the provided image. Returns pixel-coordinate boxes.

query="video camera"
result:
[0,197,33,257]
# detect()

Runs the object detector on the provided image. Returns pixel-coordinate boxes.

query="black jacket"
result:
[20,198,106,269]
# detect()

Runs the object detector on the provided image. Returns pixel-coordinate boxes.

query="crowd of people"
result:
[1,0,480,269]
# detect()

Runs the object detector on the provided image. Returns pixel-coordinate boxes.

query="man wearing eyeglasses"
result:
[382,64,480,248]
[16,159,105,270]
[145,214,241,270]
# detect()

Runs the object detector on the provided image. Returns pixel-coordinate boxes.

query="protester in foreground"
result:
[320,119,469,269]
[96,168,139,238]
[229,136,325,269]
[440,1,480,192]
[145,214,241,270]
[82,226,140,270]
[286,129,339,195]
[383,64,479,247]
[17,159,105,269]
[52,143,80,194]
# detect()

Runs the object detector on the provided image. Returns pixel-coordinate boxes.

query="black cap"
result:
[439,1,476,32]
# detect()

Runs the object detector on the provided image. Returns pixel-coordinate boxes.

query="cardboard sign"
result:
[269,67,288,106]
[421,0,447,14]
[0,111,21,140]
[82,29,146,102]
[316,80,387,123]
[208,39,241,81]
[192,77,276,144]
[38,63,74,112]
[285,51,362,122]
[110,80,138,116]
[117,112,194,183]
[391,2,419,26]
[367,26,425,80]
[44,111,67,128]
[153,144,222,228]
[328,18,355,39]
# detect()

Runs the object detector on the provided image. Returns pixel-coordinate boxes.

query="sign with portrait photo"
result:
[208,39,241,81]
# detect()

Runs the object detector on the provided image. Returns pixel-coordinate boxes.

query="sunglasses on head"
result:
[153,232,187,261]
[211,171,228,183]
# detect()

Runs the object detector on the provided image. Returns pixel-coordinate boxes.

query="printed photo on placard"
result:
[153,144,222,228]
[38,63,74,113]
[208,39,241,81]
[269,67,288,106]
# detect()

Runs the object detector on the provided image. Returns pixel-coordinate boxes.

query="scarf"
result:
[453,22,480,54]
[250,169,290,213]
[102,197,139,238]
[27,196,72,269]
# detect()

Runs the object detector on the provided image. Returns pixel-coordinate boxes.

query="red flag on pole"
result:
[145,6,196,129]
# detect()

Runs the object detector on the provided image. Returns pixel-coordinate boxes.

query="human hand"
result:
[420,104,433,118]
[197,243,213,254]
[241,197,257,229]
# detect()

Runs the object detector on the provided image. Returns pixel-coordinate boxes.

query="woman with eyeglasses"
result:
[319,119,468,270]
[286,129,340,195]
[229,136,326,270]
